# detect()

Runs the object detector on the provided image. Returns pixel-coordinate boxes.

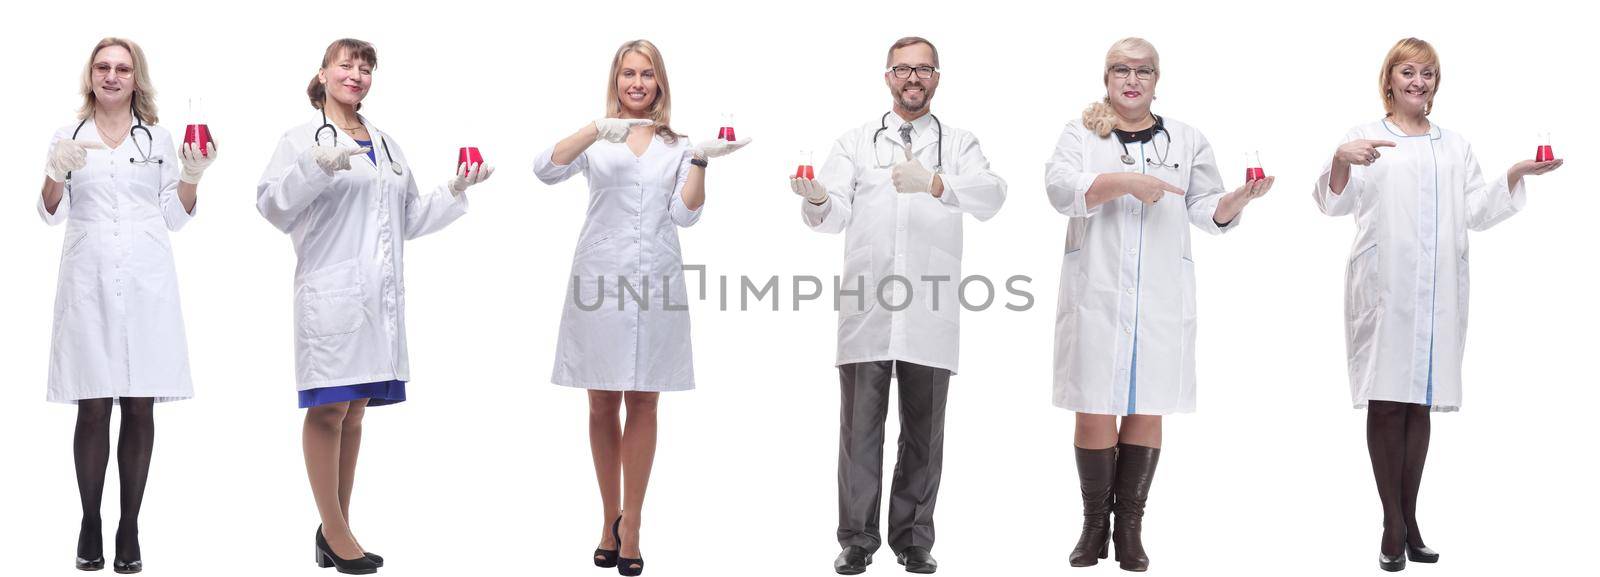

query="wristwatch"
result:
[690,157,708,168]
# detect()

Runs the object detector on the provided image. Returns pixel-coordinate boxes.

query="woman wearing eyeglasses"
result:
[534,39,747,577]
[256,37,494,574]
[1046,37,1272,572]
[1314,37,1562,572]
[37,37,215,574]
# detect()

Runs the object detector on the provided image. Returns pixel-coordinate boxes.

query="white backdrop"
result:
[2,1,1594,576]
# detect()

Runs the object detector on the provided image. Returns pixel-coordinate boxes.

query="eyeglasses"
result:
[93,62,134,79]
[888,65,938,80]
[1108,65,1157,81]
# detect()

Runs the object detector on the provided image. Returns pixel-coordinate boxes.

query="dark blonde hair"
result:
[1380,38,1440,117]
[605,39,681,144]
[78,37,159,124]
[885,36,940,68]
[307,38,378,110]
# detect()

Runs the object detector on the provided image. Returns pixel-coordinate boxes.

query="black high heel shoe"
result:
[1406,542,1439,563]
[316,527,379,575]
[594,516,621,568]
[614,518,643,576]
[318,525,382,567]
[1378,528,1406,572]
[77,518,104,571]
[112,522,142,574]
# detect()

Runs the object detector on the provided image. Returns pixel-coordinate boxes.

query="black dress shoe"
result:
[1406,543,1439,563]
[834,545,871,575]
[896,546,937,574]
[316,527,379,575]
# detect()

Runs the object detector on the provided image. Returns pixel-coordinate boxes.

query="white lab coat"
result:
[1046,117,1236,415]
[802,112,1007,374]
[1314,119,1525,412]
[40,120,194,403]
[535,135,701,391]
[257,117,469,392]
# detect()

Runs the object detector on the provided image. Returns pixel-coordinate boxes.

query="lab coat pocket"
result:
[924,247,962,323]
[840,245,875,317]
[575,232,613,260]
[297,259,367,339]
[1347,244,1381,315]
[142,229,171,256]
[61,230,90,260]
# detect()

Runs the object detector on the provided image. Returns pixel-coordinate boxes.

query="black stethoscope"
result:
[872,111,944,173]
[66,99,160,189]
[315,107,402,176]
[1115,114,1179,171]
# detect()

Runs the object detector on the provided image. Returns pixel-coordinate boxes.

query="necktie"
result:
[899,123,914,152]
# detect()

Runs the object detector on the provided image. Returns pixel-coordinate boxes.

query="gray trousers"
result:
[836,360,950,554]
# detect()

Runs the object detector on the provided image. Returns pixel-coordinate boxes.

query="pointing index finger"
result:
[73,139,109,150]
[1370,140,1398,148]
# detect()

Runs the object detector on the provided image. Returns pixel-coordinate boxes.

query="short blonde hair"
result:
[78,37,158,124]
[605,39,681,145]
[1083,38,1159,137]
[1380,37,1440,116]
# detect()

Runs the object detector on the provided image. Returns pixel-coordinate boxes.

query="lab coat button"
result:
[1127,287,1136,295]
[1124,326,1133,334]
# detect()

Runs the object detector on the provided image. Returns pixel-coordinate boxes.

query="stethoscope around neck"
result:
[873,111,944,172]
[66,99,160,190]
[316,105,402,176]
[1115,114,1179,171]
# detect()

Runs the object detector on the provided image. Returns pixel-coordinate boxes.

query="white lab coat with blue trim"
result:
[534,135,701,392]
[1047,117,1236,416]
[40,121,194,403]
[1315,119,1525,412]
[257,117,470,392]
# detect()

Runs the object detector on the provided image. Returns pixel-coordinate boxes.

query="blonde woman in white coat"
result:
[38,37,215,573]
[256,38,493,574]
[533,39,747,577]
[1314,38,1561,572]
[1046,38,1271,572]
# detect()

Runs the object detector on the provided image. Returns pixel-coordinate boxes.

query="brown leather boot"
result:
[1111,444,1160,572]
[1069,446,1117,567]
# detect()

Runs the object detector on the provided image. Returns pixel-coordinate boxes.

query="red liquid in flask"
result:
[1536,145,1555,162]
[717,126,736,141]
[795,165,815,179]
[1245,167,1266,181]
[458,147,484,169]
[184,124,212,157]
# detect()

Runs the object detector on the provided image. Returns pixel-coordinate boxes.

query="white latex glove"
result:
[310,146,370,174]
[448,162,495,195]
[178,142,217,184]
[45,139,108,182]
[790,176,827,204]
[891,144,935,194]
[692,138,752,160]
[594,118,653,143]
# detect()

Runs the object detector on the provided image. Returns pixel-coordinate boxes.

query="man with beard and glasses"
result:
[789,36,1006,575]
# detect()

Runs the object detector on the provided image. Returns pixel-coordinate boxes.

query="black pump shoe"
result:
[77,519,104,571]
[594,516,622,568]
[316,527,379,575]
[1379,551,1405,572]
[112,559,142,574]
[1406,543,1439,563]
